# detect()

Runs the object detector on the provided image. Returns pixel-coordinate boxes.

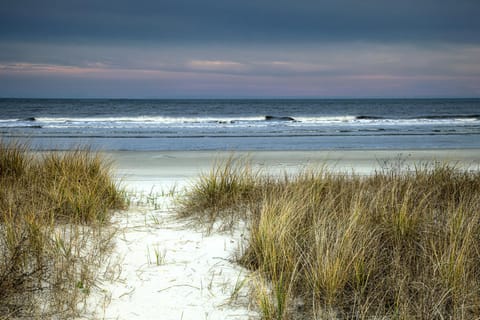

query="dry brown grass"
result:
[180,157,480,319]
[0,141,126,318]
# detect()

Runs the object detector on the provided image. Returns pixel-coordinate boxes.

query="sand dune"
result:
[87,149,480,319]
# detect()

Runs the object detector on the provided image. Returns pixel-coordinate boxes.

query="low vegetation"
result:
[177,156,263,231]
[0,141,126,318]
[179,157,480,319]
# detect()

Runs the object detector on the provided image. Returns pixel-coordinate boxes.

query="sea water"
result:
[0,98,479,151]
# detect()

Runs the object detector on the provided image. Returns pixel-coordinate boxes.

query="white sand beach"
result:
[86,149,480,319]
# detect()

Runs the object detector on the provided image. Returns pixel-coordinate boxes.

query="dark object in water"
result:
[265,115,296,121]
[356,115,384,120]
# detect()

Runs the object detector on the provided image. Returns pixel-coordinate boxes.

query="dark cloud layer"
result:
[1,0,479,44]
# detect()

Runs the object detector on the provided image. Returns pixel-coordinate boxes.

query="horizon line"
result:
[1,96,480,100]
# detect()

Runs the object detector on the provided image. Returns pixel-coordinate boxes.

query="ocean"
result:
[0,98,479,151]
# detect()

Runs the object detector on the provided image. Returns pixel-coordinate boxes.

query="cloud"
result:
[1,41,479,98]
[2,42,480,79]
[0,63,106,74]
[1,0,479,44]
[260,61,332,74]
[186,60,247,72]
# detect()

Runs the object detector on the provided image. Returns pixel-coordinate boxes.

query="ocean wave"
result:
[265,115,297,121]
[0,113,478,130]
[296,116,357,123]
[33,116,267,124]
[0,125,42,129]
[32,115,300,124]
[353,114,479,121]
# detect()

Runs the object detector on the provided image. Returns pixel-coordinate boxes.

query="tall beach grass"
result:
[0,141,126,318]
[179,157,480,319]
[177,156,263,231]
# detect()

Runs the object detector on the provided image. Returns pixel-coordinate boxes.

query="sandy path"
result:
[94,202,256,320]
[85,152,260,319]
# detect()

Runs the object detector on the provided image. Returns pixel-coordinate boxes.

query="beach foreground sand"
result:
[88,149,479,319]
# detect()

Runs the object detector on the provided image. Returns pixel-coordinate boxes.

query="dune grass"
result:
[179,157,480,319]
[177,156,263,231]
[0,141,126,318]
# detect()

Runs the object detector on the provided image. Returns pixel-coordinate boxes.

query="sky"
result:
[0,0,479,98]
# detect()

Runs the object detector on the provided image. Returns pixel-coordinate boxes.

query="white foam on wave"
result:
[0,119,20,123]
[34,116,266,124]
[295,116,357,123]
[295,116,478,126]
[5,115,478,131]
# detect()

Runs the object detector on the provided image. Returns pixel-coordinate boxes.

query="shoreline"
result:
[108,149,480,192]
